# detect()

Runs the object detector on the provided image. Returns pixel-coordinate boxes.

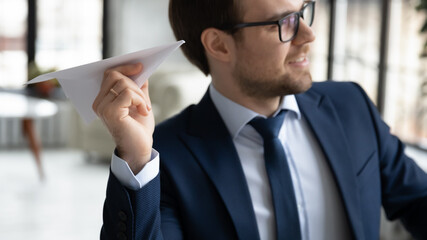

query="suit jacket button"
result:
[117,232,127,240]
[118,211,127,221]
[118,222,126,232]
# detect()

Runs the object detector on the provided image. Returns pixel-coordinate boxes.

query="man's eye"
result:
[268,25,277,31]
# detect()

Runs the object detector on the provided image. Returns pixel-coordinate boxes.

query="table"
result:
[0,91,58,180]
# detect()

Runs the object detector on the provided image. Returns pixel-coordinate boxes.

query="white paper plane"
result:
[28,40,185,124]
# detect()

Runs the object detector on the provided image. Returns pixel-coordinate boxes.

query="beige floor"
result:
[0,149,109,240]
[0,147,426,240]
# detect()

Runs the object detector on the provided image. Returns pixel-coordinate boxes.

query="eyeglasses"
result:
[222,1,315,43]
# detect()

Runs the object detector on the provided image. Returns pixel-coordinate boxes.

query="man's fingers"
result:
[93,64,143,112]
[108,77,144,100]
[101,63,143,96]
[96,87,150,121]
[93,71,128,112]
[109,89,150,118]
[92,62,153,122]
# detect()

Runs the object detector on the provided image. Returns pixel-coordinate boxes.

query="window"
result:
[309,0,330,82]
[328,0,382,101]
[384,0,427,145]
[0,0,28,88]
[0,0,103,89]
[36,0,103,70]
[325,0,427,147]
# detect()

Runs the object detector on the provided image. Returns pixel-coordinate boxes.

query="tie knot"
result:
[249,110,286,140]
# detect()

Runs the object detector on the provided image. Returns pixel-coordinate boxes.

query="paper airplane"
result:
[28,40,185,124]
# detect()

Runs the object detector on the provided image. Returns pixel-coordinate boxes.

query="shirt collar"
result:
[209,84,301,139]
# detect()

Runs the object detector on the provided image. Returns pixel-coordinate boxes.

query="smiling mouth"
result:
[288,57,307,64]
[287,56,310,68]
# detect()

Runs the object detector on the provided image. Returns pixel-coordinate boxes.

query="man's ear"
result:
[201,28,234,62]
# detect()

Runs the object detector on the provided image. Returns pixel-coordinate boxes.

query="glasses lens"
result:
[302,3,314,27]
[280,14,298,42]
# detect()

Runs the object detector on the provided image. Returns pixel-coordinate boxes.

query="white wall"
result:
[108,0,192,71]
[106,0,211,126]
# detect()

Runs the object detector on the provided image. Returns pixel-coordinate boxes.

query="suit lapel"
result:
[296,90,364,240]
[180,92,260,240]
[179,88,365,239]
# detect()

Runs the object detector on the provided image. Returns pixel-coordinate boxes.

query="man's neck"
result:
[211,81,281,117]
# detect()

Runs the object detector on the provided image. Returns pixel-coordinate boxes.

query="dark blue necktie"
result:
[250,111,301,240]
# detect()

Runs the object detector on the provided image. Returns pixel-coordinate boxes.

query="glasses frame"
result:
[223,1,316,43]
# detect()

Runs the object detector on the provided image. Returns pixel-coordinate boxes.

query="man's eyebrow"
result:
[264,10,295,22]
[263,1,306,22]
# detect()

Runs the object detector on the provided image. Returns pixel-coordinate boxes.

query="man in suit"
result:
[93,0,427,239]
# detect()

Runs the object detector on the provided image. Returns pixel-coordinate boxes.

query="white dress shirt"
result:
[111,84,351,240]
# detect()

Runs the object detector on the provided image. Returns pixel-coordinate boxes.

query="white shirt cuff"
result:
[111,149,159,191]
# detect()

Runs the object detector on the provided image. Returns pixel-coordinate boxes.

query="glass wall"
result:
[329,0,382,101]
[0,0,28,88]
[385,0,427,146]
[0,0,103,89]
[325,0,427,147]
[36,0,103,71]
[310,0,331,82]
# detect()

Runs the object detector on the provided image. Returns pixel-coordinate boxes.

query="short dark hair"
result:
[169,0,241,75]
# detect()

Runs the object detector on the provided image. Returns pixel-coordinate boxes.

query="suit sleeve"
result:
[353,83,427,239]
[100,169,184,240]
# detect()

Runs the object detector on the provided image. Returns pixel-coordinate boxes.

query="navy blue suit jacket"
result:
[101,82,427,240]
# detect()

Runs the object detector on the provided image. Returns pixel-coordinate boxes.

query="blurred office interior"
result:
[0,0,426,239]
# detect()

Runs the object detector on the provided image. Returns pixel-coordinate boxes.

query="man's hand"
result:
[93,63,154,174]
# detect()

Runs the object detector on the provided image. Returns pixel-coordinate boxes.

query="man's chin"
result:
[298,77,313,93]
[285,73,313,95]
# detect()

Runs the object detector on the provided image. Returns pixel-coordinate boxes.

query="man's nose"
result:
[291,19,316,45]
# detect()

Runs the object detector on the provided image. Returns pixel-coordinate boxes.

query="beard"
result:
[232,61,313,99]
